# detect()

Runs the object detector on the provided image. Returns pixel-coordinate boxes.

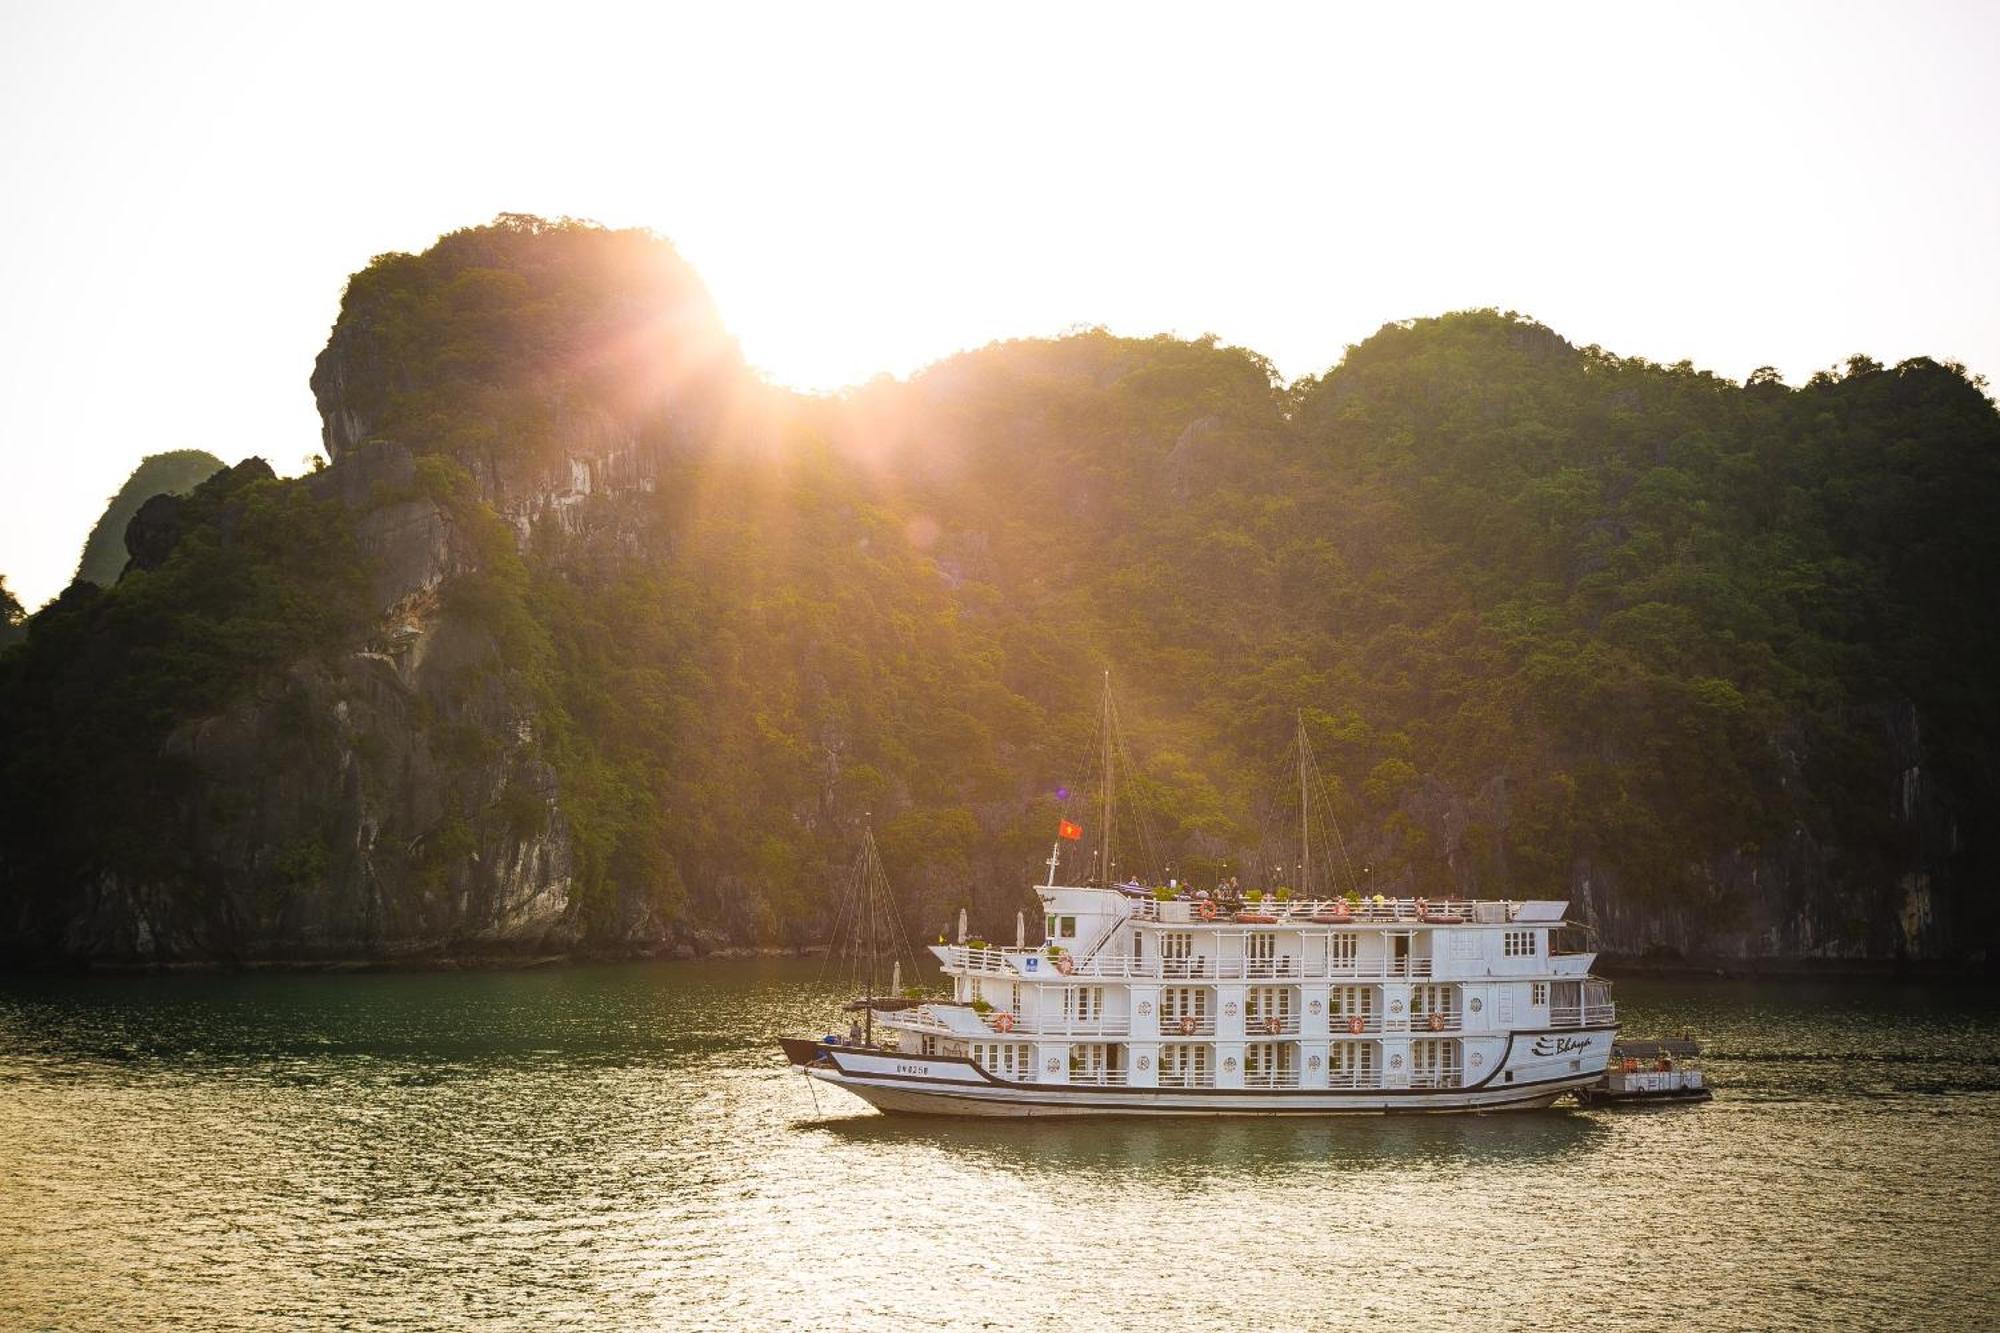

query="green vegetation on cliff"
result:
[0,460,370,896]
[0,575,23,648]
[2,217,1994,963]
[73,449,226,587]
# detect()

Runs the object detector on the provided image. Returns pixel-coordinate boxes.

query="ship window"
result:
[1247,987,1294,1025]
[1062,987,1104,1021]
[1162,1043,1211,1086]
[1061,916,1077,938]
[1245,1042,1293,1083]
[1531,982,1548,1006]
[1504,930,1536,958]
[979,1043,1032,1078]
[1010,982,1021,1014]
[1412,1039,1462,1087]
[1328,934,1357,966]
[1329,1040,1376,1085]
[1411,985,1455,1017]
[1071,1044,1112,1076]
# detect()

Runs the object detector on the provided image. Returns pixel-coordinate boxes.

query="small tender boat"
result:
[1574,1037,1712,1105]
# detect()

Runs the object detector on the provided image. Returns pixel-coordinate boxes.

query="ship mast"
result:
[1298,710,1310,898]
[863,821,877,1046]
[1099,671,1115,885]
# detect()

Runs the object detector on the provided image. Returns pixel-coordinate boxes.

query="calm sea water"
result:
[2,960,1995,1331]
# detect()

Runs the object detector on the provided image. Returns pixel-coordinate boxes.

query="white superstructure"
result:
[787,883,1617,1116]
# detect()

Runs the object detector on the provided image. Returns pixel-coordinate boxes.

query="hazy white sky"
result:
[3,1,1997,610]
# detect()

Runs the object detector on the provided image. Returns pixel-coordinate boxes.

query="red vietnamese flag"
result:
[1058,819,1084,841]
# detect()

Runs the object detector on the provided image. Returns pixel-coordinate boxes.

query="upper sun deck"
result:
[934,887,1595,983]
[1038,883,1572,931]
[1123,893,1558,929]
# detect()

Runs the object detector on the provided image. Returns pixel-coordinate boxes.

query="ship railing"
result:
[1329,1014,1383,1034]
[1066,1069,1130,1086]
[1063,956,1168,979]
[877,1008,959,1034]
[1238,959,1304,979]
[1159,958,1433,981]
[1612,1068,1705,1093]
[1158,1017,1219,1037]
[1325,1070,1383,1090]
[1243,1016,1302,1036]
[1157,1071,1217,1089]
[982,1016,1133,1038]
[1550,1003,1617,1028]
[1131,896,1519,926]
[938,945,1016,975]
[1241,1071,1302,1089]
[1408,1071,1465,1089]
[1397,1010,1463,1034]
[941,946,1433,981]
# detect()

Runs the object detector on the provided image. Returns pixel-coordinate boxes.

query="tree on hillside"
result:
[0,574,23,647]
[74,450,226,587]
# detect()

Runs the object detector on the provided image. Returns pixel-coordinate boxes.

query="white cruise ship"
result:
[782,882,1617,1116]
[783,698,1617,1115]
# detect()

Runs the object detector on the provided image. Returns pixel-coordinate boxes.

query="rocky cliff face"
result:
[42,441,621,963]
[1372,700,1973,967]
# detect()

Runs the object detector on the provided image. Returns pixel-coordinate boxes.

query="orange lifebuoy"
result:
[993,1011,1015,1033]
[1054,955,1075,975]
[1622,1056,1638,1073]
[1178,1015,1198,1036]
[1428,1012,1445,1032]
[1347,1015,1365,1035]
[1263,1016,1281,1035]
[1198,900,1217,921]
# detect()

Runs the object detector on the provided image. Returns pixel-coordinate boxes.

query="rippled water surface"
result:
[3,961,1996,1330]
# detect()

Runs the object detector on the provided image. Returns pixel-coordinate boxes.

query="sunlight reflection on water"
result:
[2,962,1995,1330]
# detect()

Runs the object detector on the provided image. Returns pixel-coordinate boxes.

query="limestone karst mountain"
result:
[2,215,1994,967]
